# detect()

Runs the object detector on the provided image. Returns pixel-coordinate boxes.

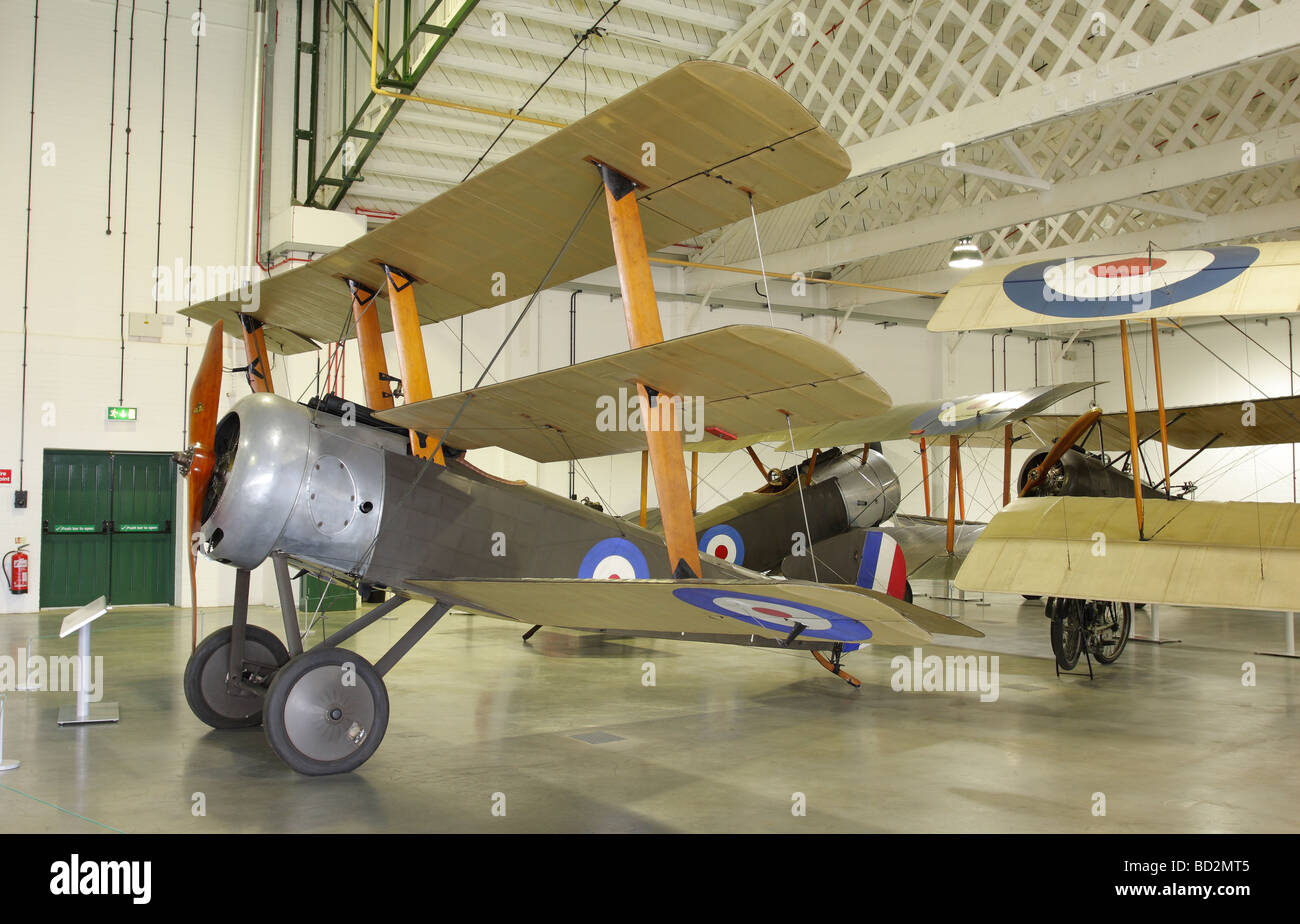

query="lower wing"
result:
[406,577,982,647]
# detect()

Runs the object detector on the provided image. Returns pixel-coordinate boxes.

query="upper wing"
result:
[1011,394,1300,450]
[929,243,1300,332]
[405,577,982,646]
[181,61,850,352]
[736,381,1096,453]
[955,496,1300,611]
[376,325,891,462]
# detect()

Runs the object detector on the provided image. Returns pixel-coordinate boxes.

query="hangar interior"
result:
[0,0,1298,832]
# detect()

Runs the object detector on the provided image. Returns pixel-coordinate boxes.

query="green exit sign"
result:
[107,406,137,421]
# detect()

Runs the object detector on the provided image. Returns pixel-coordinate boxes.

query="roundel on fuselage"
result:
[578,537,650,580]
[698,524,745,565]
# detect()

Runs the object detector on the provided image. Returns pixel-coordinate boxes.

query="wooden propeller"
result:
[1019,407,1101,497]
[183,321,225,650]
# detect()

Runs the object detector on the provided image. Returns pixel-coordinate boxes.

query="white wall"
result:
[0,0,262,612]
[2,0,1287,617]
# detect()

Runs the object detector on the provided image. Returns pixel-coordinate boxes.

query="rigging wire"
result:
[18,0,39,495]
[118,0,139,406]
[334,185,608,577]
[183,0,202,448]
[152,0,170,315]
[106,0,120,234]
[461,0,621,182]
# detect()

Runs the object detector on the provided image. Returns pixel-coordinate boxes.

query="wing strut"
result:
[237,315,274,394]
[383,264,445,465]
[1150,319,1172,495]
[919,436,931,516]
[598,162,700,578]
[347,279,395,411]
[1118,320,1146,539]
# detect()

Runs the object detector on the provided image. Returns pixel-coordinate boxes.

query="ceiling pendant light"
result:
[948,236,984,269]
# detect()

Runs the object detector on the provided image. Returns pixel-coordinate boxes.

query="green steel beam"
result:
[299,0,480,210]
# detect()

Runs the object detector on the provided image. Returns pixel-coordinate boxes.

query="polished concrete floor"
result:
[0,589,1297,833]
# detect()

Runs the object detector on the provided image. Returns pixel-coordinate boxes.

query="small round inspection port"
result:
[359,501,374,514]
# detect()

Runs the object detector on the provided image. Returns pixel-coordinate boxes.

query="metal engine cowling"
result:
[197,394,400,574]
[810,449,902,530]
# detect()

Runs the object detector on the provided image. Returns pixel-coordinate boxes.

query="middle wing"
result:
[377,325,891,461]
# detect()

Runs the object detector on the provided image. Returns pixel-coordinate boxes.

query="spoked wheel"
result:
[263,647,389,776]
[1049,597,1084,671]
[1090,601,1132,665]
[184,625,290,729]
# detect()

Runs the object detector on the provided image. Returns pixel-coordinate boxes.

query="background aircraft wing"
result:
[746,381,1096,452]
[377,325,891,461]
[1009,394,1300,450]
[955,495,1300,611]
[181,61,850,351]
[928,242,1300,332]
[404,577,983,646]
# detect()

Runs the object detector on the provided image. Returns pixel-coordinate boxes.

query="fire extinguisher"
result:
[3,544,29,595]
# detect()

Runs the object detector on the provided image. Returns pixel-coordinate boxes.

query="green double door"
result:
[41,450,177,608]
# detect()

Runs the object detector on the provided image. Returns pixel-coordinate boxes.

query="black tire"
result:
[263,647,389,776]
[1092,602,1132,665]
[1049,598,1083,671]
[184,625,290,729]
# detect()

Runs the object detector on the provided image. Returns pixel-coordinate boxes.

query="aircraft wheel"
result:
[1049,598,1083,671]
[263,647,388,776]
[184,625,290,730]
[1092,602,1132,665]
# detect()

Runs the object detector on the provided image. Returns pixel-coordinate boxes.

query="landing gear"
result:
[262,647,389,776]
[1048,598,1083,671]
[1047,598,1132,674]
[1090,601,1132,665]
[184,625,290,729]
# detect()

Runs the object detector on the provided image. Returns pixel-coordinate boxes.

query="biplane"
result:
[175,61,982,776]
[923,245,1300,668]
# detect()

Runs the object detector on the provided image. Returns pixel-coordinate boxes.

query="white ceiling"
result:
[319,0,1300,319]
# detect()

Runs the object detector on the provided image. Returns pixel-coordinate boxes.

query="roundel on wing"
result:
[671,588,871,643]
[578,537,650,580]
[698,524,745,565]
[1002,246,1259,318]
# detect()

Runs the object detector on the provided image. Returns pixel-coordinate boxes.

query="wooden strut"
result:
[946,435,959,554]
[919,436,931,517]
[382,264,444,465]
[347,279,394,411]
[238,315,273,394]
[1119,320,1146,538]
[1003,422,1013,506]
[804,448,820,486]
[640,450,649,528]
[691,451,699,514]
[599,163,701,578]
[954,438,966,521]
[745,446,770,482]
[1150,318,1172,496]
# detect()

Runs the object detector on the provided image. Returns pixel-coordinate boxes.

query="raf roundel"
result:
[698,524,745,565]
[672,588,871,643]
[1002,246,1259,319]
[578,537,650,580]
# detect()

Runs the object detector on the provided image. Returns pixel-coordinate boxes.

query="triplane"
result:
[177,62,983,775]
